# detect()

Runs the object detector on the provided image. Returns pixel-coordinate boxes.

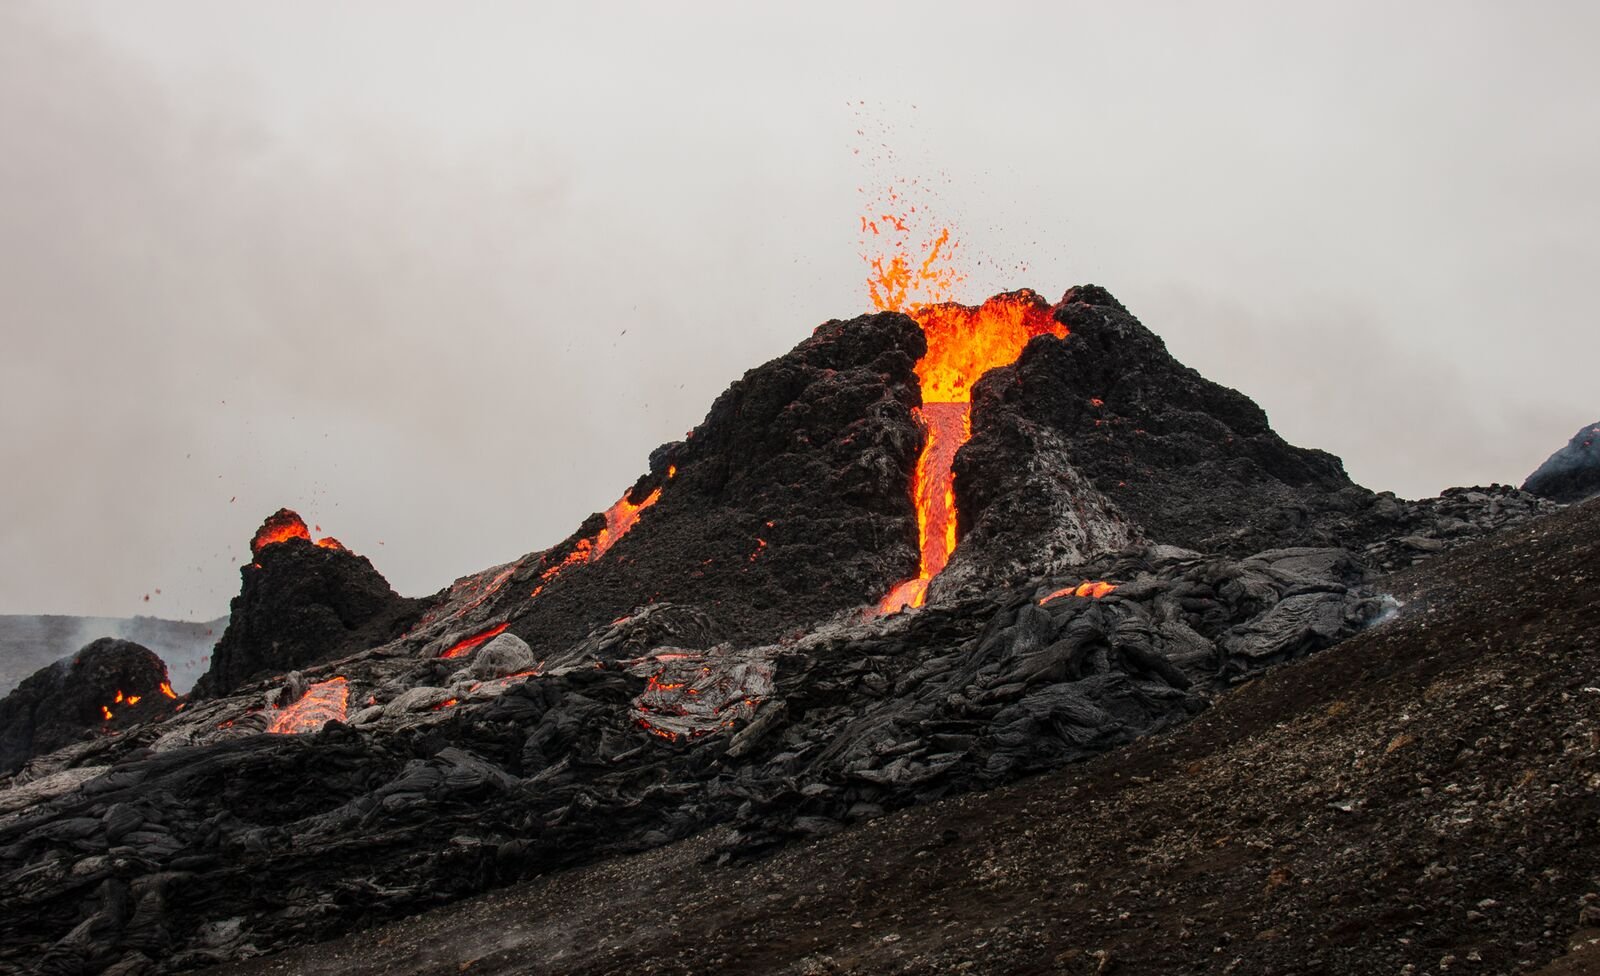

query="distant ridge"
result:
[0,614,224,695]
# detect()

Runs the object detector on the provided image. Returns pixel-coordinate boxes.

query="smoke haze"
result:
[3,1,1597,619]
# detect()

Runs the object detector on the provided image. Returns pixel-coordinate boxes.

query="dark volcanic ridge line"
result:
[0,285,1587,976]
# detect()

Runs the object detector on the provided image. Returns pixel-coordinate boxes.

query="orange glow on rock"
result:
[158,681,177,699]
[441,622,509,660]
[266,677,349,734]
[1039,581,1119,604]
[314,536,346,551]
[878,292,1068,614]
[100,705,112,721]
[595,486,663,559]
[250,510,311,555]
[530,483,665,597]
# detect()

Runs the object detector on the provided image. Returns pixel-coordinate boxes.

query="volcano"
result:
[0,286,1577,976]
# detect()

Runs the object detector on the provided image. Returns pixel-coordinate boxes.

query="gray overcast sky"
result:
[3,1,1596,620]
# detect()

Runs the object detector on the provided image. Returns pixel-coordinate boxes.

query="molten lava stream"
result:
[530,482,666,598]
[879,402,969,612]
[877,293,1068,614]
[441,622,509,660]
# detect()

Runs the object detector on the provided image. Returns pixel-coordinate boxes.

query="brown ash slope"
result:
[207,497,1600,976]
[0,286,1573,976]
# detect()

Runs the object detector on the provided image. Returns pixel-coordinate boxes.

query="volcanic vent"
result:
[192,509,427,698]
[0,281,1571,974]
[874,290,1071,613]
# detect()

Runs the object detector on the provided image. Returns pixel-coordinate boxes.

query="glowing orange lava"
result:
[314,536,346,551]
[877,291,1068,614]
[1039,581,1118,604]
[595,486,663,558]
[441,622,510,660]
[266,677,349,734]
[250,510,311,555]
[158,681,177,699]
[530,482,666,597]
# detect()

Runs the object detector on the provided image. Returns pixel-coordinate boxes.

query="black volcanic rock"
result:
[0,638,172,774]
[191,517,426,699]
[503,310,925,653]
[0,287,1575,974]
[954,285,1373,562]
[1523,420,1600,502]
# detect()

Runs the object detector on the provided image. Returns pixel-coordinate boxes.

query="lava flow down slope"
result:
[0,285,1571,976]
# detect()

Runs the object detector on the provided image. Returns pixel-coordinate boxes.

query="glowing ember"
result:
[431,698,459,711]
[126,695,140,706]
[441,622,509,660]
[314,536,346,551]
[113,690,124,703]
[541,539,594,583]
[158,681,177,699]
[100,705,112,721]
[877,292,1068,613]
[266,677,349,734]
[869,226,963,314]
[1039,581,1119,604]
[250,509,311,555]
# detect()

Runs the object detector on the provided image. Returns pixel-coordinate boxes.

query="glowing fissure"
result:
[877,291,1068,614]
[441,622,509,660]
[1040,581,1118,604]
[267,677,349,734]
[530,477,669,598]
